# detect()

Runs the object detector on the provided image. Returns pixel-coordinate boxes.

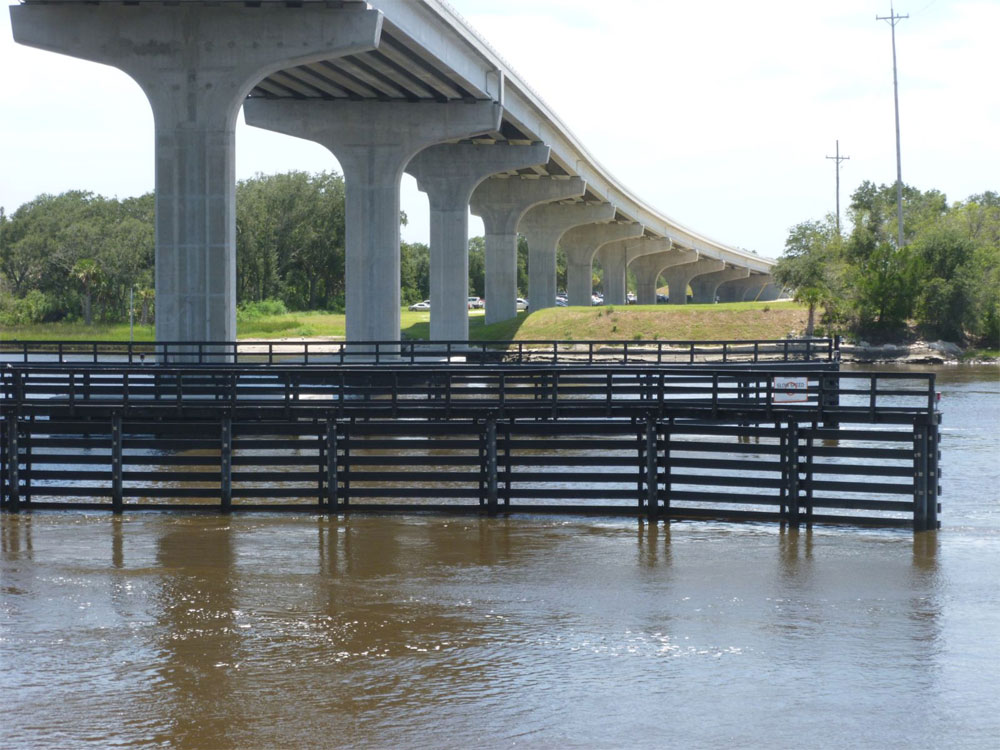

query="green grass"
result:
[3,301,810,343]
[960,348,1000,361]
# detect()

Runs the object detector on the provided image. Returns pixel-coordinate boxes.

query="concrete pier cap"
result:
[560,221,644,306]
[519,202,616,311]
[470,176,586,325]
[244,98,503,346]
[11,2,384,351]
[405,142,551,341]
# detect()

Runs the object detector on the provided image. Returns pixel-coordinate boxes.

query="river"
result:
[1,365,998,749]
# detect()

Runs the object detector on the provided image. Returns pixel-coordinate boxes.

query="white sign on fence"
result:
[772,376,809,403]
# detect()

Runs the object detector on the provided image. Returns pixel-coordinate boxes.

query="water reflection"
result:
[151,518,239,750]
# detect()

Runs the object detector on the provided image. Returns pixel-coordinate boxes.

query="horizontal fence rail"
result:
[1,364,932,423]
[0,337,839,366]
[1,359,940,531]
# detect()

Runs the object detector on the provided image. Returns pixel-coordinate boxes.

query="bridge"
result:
[10,0,778,347]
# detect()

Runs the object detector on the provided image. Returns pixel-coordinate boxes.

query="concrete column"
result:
[595,243,630,305]
[595,236,672,305]
[690,266,750,304]
[12,3,382,348]
[630,248,698,304]
[245,99,502,344]
[405,143,550,341]
[520,202,615,311]
[717,273,770,302]
[470,177,585,324]
[561,222,644,306]
[757,280,785,302]
[661,258,725,305]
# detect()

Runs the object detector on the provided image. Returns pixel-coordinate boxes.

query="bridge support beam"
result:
[690,266,750,304]
[470,177,585,325]
[519,202,615,311]
[595,237,672,305]
[717,273,771,302]
[561,222,644,306]
[630,247,698,304]
[406,143,550,341]
[757,280,785,302]
[11,3,383,348]
[660,258,726,304]
[245,99,501,344]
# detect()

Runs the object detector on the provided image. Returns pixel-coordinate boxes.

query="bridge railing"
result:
[0,337,839,366]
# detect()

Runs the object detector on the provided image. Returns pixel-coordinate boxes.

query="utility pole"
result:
[877,4,908,248]
[825,140,850,235]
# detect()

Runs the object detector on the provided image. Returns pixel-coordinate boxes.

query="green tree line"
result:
[0,170,513,326]
[774,182,999,345]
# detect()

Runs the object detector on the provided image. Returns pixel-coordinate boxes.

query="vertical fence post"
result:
[503,420,512,508]
[645,416,658,520]
[913,421,929,532]
[805,422,815,528]
[662,418,672,518]
[928,415,940,530]
[5,407,20,511]
[220,413,233,513]
[111,411,123,513]
[787,422,799,528]
[485,417,498,517]
[325,418,339,512]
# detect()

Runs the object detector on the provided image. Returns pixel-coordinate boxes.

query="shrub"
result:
[237,298,288,321]
[0,290,52,325]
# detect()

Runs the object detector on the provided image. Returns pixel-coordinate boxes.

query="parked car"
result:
[591,294,603,306]
[516,298,529,311]
[467,296,484,309]
[408,300,430,311]
[555,297,568,307]
[656,293,668,304]
[626,292,637,304]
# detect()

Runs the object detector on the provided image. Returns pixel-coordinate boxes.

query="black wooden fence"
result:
[1,361,940,530]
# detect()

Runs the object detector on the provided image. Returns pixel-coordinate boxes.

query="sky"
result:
[1,0,997,260]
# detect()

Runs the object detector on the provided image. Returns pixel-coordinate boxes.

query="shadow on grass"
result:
[401,311,530,342]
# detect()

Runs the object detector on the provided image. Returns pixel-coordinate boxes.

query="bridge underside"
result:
[11,1,776,347]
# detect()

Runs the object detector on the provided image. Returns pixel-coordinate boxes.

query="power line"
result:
[877,4,908,248]
[825,140,850,236]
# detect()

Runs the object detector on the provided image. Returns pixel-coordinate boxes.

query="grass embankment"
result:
[2,301,808,342]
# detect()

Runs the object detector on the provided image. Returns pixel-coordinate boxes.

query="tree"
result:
[72,258,101,325]
[773,218,841,336]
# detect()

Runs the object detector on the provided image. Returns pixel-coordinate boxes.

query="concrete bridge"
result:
[10,0,779,347]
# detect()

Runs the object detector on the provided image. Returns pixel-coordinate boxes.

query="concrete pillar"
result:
[11,3,382,348]
[561,222,644,306]
[519,202,615,311]
[690,266,750,304]
[594,242,629,305]
[661,258,725,305]
[757,280,785,302]
[405,143,550,341]
[595,236,672,305]
[630,248,698,304]
[245,99,502,344]
[717,273,770,302]
[470,177,585,325]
